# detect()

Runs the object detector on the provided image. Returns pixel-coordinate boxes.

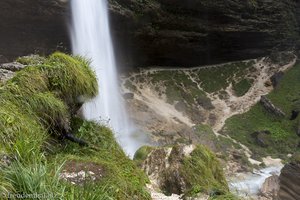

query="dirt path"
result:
[210,57,296,133]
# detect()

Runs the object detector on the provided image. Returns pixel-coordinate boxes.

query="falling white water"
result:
[71,0,143,157]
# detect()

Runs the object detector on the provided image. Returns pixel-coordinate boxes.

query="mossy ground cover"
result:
[191,61,255,94]
[232,78,254,97]
[222,63,300,160]
[0,53,150,199]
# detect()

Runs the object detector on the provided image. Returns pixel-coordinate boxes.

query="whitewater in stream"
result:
[70,0,144,157]
[230,166,281,196]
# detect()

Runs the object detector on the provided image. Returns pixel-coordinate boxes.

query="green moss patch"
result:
[232,78,253,97]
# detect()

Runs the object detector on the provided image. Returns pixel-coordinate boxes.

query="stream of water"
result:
[229,164,283,197]
[70,0,141,157]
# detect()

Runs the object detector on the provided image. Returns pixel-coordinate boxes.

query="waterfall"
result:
[70,0,139,157]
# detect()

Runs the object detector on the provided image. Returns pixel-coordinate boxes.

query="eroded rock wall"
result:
[110,0,300,69]
[0,0,299,69]
[0,0,70,63]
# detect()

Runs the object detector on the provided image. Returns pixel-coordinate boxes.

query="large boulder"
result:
[278,154,300,200]
[259,175,279,199]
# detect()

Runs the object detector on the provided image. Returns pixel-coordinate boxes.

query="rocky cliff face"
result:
[0,0,69,63]
[0,0,299,69]
[110,0,299,69]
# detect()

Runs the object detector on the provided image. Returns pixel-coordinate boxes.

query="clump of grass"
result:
[133,146,154,166]
[44,52,98,107]
[63,182,115,200]
[181,145,229,197]
[0,173,14,196]
[2,158,65,198]
[0,102,46,162]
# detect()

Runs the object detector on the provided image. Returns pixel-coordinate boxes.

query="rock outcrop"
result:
[1,0,300,69]
[0,0,69,63]
[135,144,229,198]
[0,61,25,82]
[110,0,300,69]
[260,96,286,117]
[278,163,300,200]
[259,175,279,200]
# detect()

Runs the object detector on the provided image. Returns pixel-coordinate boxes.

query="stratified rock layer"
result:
[0,0,69,63]
[1,0,300,69]
[278,163,300,200]
[109,0,300,69]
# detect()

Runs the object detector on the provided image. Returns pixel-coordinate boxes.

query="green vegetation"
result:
[223,63,300,159]
[181,145,229,197]
[232,78,253,97]
[193,61,255,93]
[2,159,65,198]
[0,53,150,199]
[133,146,154,166]
[194,124,243,151]
[193,124,253,170]
[148,70,205,105]
[54,119,150,200]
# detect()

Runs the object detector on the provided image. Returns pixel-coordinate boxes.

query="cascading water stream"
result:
[70,0,142,157]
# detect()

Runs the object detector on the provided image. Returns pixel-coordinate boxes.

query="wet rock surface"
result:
[259,175,279,199]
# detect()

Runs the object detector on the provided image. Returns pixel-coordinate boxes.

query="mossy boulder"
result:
[136,144,230,198]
